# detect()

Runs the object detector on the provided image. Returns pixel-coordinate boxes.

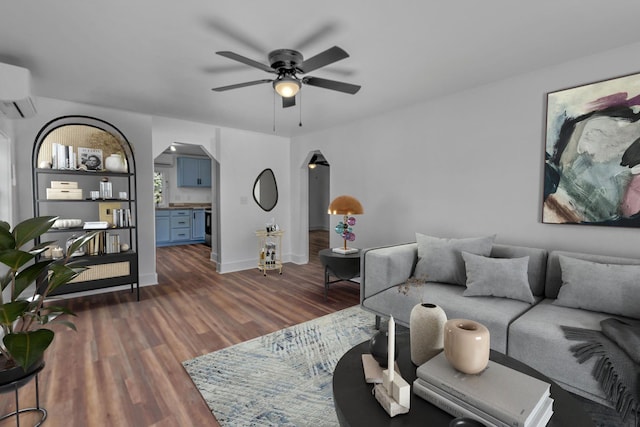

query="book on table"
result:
[414,352,553,427]
[413,377,553,427]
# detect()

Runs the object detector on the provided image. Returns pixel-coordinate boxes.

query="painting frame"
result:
[543,71,640,227]
[78,146,103,171]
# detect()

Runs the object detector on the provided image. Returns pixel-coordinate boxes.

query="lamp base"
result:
[332,247,358,254]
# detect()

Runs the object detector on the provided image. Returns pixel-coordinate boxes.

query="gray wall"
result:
[290,41,640,260]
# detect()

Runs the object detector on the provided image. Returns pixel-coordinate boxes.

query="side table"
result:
[0,363,47,426]
[318,248,361,301]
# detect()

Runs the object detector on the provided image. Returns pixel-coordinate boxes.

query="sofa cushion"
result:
[553,255,640,319]
[545,250,640,299]
[489,244,548,297]
[361,281,539,353]
[413,233,495,286]
[462,252,535,304]
[508,299,640,404]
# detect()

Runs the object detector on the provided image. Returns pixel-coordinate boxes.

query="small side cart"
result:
[255,229,284,276]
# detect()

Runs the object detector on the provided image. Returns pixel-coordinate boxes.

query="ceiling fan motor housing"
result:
[268,49,304,74]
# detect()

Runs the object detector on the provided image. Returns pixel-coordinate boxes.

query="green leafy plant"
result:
[0,216,96,371]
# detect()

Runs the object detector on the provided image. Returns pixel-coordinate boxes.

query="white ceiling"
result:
[3,1,640,137]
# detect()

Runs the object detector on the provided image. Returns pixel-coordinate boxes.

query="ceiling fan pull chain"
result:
[299,90,303,127]
[273,91,276,133]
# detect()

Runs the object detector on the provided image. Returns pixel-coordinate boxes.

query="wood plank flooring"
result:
[0,230,361,426]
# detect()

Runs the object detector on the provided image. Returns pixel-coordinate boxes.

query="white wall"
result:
[151,116,291,273]
[0,116,14,224]
[218,127,291,272]
[291,41,640,260]
[9,103,292,293]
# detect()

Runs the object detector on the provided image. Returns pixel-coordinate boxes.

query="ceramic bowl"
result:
[449,417,485,427]
[53,218,82,229]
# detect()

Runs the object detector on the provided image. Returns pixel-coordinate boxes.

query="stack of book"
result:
[413,352,553,427]
[84,231,124,255]
[112,208,133,228]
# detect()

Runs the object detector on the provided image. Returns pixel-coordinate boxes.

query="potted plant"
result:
[0,216,96,384]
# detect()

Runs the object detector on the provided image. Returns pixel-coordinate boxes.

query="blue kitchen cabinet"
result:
[155,211,171,245]
[192,209,205,241]
[177,157,211,188]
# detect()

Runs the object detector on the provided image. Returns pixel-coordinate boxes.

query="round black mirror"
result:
[253,168,278,212]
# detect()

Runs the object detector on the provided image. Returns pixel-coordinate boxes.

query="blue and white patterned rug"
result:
[182,306,377,426]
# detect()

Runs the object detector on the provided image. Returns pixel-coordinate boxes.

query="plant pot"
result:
[0,354,44,386]
[410,303,447,365]
[443,319,490,374]
[369,330,398,368]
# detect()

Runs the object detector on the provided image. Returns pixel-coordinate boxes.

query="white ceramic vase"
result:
[105,153,127,172]
[443,319,490,374]
[409,303,447,365]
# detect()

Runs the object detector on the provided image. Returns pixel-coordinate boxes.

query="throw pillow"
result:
[554,255,640,319]
[413,233,496,285]
[461,252,535,304]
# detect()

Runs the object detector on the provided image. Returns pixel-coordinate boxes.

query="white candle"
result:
[388,315,395,382]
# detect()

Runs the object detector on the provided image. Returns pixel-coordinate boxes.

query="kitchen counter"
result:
[155,203,211,210]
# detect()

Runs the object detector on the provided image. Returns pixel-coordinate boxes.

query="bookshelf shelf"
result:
[32,115,139,300]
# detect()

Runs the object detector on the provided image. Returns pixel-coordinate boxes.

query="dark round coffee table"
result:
[333,331,595,427]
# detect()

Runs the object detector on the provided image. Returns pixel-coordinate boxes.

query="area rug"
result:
[183,306,635,427]
[182,305,376,426]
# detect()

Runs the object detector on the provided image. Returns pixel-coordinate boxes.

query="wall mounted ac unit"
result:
[0,63,37,119]
[154,153,175,166]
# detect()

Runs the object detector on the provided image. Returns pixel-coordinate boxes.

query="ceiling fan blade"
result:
[293,23,338,51]
[204,18,267,55]
[299,46,349,74]
[216,51,274,73]
[201,64,249,74]
[212,79,272,92]
[303,76,361,94]
[282,96,296,108]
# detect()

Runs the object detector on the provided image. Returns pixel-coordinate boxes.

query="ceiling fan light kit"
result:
[273,76,300,98]
[212,45,361,111]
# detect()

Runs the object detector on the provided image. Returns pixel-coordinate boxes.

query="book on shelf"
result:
[83,221,109,230]
[413,377,553,427]
[52,142,77,170]
[416,352,552,427]
[85,231,123,255]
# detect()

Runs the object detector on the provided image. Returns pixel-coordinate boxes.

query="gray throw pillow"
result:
[461,252,535,304]
[413,233,496,285]
[554,255,640,319]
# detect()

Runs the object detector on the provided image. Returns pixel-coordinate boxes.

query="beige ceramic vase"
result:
[443,319,490,374]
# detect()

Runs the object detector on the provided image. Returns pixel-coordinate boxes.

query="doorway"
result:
[153,142,220,265]
[308,151,330,264]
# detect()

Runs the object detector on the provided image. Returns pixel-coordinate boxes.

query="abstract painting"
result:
[543,72,640,227]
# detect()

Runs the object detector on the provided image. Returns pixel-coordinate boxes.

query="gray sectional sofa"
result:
[360,235,640,406]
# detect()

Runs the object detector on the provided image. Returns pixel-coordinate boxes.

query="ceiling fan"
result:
[211,46,361,108]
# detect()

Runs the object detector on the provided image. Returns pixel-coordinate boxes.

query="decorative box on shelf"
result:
[46,188,83,200]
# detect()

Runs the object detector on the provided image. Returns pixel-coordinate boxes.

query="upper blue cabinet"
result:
[177,157,211,188]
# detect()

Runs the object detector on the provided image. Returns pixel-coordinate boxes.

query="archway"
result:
[153,142,220,264]
[307,150,330,263]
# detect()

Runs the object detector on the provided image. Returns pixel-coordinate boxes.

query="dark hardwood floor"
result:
[0,230,361,426]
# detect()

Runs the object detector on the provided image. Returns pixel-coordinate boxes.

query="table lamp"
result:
[328,195,364,254]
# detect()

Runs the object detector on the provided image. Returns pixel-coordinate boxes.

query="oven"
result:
[204,210,212,247]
